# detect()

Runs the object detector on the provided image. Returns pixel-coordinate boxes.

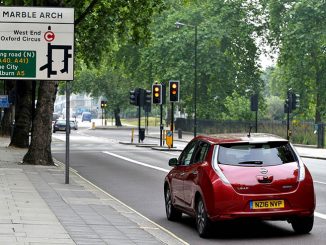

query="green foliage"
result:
[264,0,326,122]
[265,96,284,120]
[126,0,264,120]
[221,91,253,121]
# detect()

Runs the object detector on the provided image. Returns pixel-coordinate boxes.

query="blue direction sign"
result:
[0,95,9,108]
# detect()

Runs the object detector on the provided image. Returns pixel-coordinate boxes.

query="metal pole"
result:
[194,25,198,138]
[65,81,70,184]
[160,104,163,146]
[255,109,258,133]
[171,102,174,148]
[138,103,141,143]
[287,104,290,140]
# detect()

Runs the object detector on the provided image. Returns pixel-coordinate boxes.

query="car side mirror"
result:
[168,158,178,166]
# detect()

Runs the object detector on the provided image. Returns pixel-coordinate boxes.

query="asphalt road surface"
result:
[52,127,326,245]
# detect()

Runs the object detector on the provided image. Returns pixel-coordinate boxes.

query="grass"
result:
[121,117,165,127]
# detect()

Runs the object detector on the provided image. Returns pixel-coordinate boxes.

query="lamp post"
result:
[175,21,198,137]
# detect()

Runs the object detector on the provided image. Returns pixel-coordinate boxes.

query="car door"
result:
[171,141,197,207]
[183,141,210,210]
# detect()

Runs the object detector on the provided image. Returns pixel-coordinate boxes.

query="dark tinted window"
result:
[217,141,296,166]
[179,141,197,166]
[192,142,210,164]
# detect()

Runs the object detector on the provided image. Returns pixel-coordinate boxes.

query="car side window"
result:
[192,141,210,164]
[179,141,197,166]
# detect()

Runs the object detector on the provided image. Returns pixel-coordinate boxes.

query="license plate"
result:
[250,200,284,209]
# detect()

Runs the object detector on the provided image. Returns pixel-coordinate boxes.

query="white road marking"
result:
[315,212,326,220]
[102,151,170,173]
[314,180,326,185]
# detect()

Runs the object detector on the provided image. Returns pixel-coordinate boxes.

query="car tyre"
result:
[291,215,314,234]
[196,197,212,238]
[165,186,182,221]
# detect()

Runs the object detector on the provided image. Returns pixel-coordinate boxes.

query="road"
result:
[52,127,326,245]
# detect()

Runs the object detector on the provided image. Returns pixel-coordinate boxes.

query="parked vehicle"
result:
[81,112,92,122]
[70,119,78,130]
[53,119,70,133]
[164,133,315,237]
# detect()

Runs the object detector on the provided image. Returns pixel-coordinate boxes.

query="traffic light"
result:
[291,93,300,110]
[250,94,258,111]
[152,84,162,104]
[169,80,180,102]
[145,90,151,105]
[101,100,107,109]
[130,89,140,106]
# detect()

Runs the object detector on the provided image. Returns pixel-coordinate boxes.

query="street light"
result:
[175,21,198,137]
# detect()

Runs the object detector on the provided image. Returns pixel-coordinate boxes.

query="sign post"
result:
[0,7,74,184]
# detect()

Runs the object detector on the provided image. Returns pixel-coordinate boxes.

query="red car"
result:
[164,133,315,237]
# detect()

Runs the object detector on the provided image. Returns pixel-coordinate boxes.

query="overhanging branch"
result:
[75,0,99,27]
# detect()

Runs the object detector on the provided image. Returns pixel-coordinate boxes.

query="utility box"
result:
[166,130,173,148]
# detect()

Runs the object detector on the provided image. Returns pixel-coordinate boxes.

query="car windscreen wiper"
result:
[238,161,263,165]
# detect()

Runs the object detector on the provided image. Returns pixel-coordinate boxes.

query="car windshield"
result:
[217,141,297,166]
[56,120,66,125]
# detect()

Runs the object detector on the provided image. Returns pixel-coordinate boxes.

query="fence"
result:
[175,118,318,146]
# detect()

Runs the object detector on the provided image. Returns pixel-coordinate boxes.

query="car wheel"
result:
[291,215,314,234]
[165,186,182,221]
[196,197,211,238]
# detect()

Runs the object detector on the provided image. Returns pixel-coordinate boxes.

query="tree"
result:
[1,0,165,164]
[129,0,263,120]
[263,0,326,123]
[221,91,253,121]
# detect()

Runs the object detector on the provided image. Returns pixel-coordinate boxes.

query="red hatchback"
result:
[164,133,315,237]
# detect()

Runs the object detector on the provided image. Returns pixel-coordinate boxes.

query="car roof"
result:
[194,133,288,145]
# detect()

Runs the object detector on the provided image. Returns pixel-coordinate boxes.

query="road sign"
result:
[0,95,9,108]
[0,7,74,80]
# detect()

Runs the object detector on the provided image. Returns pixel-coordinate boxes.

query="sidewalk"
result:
[0,137,187,245]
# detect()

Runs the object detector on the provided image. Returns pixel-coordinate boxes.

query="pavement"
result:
[1,129,326,245]
[0,136,187,245]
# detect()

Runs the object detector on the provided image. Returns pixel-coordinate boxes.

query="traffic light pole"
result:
[287,105,290,140]
[160,104,163,147]
[138,103,141,143]
[255,110,258,133]
[171,102,174,148]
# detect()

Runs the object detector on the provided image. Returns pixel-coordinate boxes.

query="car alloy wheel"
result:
[165,186,181,221]
[196,197,211,237]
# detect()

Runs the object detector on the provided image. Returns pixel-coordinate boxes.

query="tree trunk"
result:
[23,81,56,165]
[114,108,122,127]
[0,107,13,137]
[10,80,33,148]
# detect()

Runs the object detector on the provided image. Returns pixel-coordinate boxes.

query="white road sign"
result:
[0,7,74,80]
